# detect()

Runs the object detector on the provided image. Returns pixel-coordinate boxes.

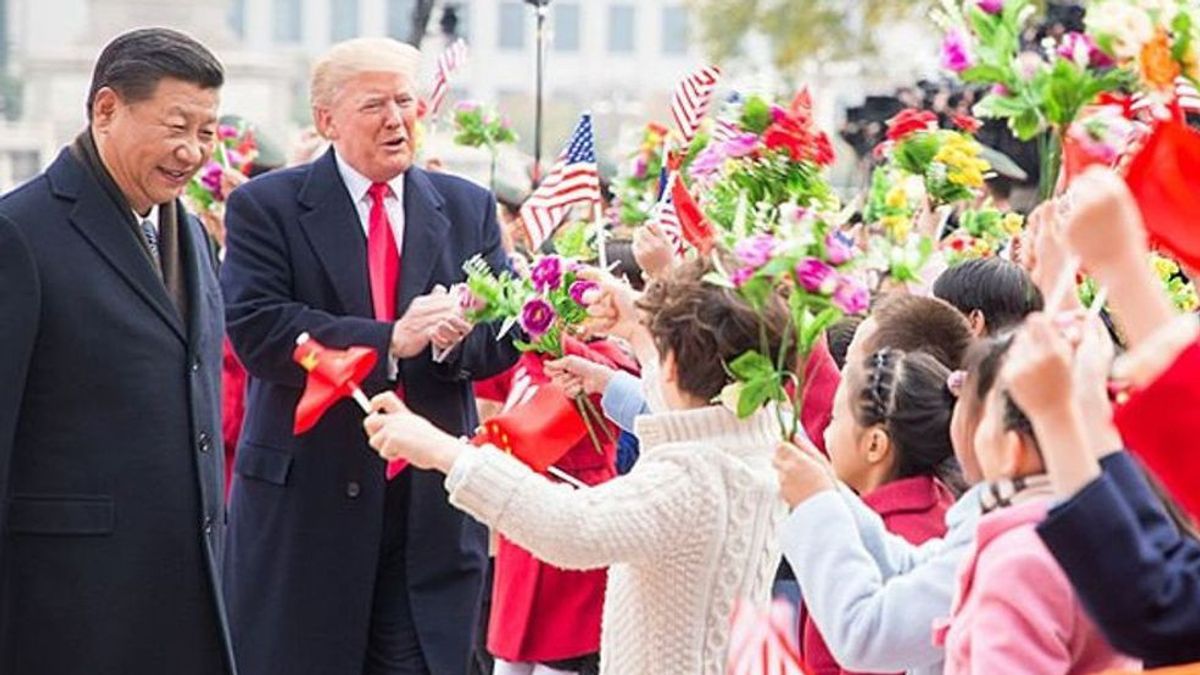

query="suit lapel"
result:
[399,167,451,314]
[51,151,187,343]
[297,149,373,318]
[179,206,215,351]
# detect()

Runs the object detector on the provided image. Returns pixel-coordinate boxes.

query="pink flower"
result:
[1017,51,1046,81]
[795,258,838,295]
[1057,32,1114,69]
[992,83,1010,97]
[976,0,1003,15]
[568,280,598,305]
[688,145,725,180]
[731,266,756,288]
[200,162,224,197]
[734,234,779,270]
[530,255,563,291]
[722,132,760,158]
[940,30,975,73]
[632,155,648,179]
[218,125,239,139]
[832,276,870,314]
[519,298,556,337]
[455,100,481,113]
[824,233,855,266]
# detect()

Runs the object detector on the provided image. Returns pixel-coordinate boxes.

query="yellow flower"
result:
[885,186,908,210]
[881,215,911,242]
[1001,213,1024,235]
[1152,254,1180,280]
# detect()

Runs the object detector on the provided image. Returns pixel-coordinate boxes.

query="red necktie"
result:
[367,183,408,480]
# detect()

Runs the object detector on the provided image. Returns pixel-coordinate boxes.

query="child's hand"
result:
[632,223,677,281]
[1063,167,1147,283]
[1004,313,1077,419]
[575,268,643,341]
[1027,200,1083,313]
[773,438,836,509]
[545,356,617,397]
[363,393,464,472]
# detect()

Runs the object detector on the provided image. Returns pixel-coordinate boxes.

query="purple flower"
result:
[568,279,598,305]
[731,266,756,288]
[530,255,564,291]
[721,132,760,158]
[632,155,648,179]
[1057,32,1114,68]
[734,234,778,270]
[824,232,855,266]
[940,29,975,74]
[795,258,838,295]
[200,162,223,196]
[832,276,870,314]
[519,298,556,337]
[218,124,239,139]
[992,83,1010,97]
[454,100,481,113]
[976,0,1003,15]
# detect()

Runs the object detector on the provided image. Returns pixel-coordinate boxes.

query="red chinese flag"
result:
[292,333,378,434]
[671,174,716,254]
[1125,115,1200,271]
[472,384,589,473]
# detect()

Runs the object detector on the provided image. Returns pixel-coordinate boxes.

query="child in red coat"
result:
[801,347,959,675]
[489,339,638,675]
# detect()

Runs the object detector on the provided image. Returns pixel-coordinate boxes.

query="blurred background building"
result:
[0,0,947,191]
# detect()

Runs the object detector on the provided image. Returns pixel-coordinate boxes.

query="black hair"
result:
[963,333,1036,442]
[87,28,224,118]
[854,348,966,495]
[933,257,1044,335]
[827,315,863,370]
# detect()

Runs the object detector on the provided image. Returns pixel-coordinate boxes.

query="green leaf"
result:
[737,378,777,418]
[741,96,773,135]
[702,271,737,289]
[728,350,776,382]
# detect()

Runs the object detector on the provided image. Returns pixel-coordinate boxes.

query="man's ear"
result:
[91,87,121,134]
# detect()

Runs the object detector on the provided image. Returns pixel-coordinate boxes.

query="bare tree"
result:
[407,0,438,47]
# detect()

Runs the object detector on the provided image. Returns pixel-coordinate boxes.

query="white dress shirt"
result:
[133,204,160,235]
[334,151,408,378]
[333,150,406,258]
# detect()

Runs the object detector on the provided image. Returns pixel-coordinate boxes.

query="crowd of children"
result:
[361,163,1199,674]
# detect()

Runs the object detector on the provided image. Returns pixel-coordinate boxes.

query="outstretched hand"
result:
[363,392,465,472]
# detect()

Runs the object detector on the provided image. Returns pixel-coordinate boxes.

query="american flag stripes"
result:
[711,117,742,145]
[519,114,602,250]
[428,38,468,117]
[1130,77,1200,115]
[670,65,722,143]
[649,173,684,253]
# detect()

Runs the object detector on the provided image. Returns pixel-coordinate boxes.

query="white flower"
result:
[1087,3,1156,60]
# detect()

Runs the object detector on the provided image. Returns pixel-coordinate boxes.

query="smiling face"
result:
[314,70,418,183]
[91,77,220,215]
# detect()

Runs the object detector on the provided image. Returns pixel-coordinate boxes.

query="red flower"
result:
[762,89,835,166]
[886,108,938,142]
[951,113,982,134]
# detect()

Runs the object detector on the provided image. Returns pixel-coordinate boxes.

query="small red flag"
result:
[1125,115,1200,271]
[671,173,717,254]
[472,385,589,473]
[292,333,378,434]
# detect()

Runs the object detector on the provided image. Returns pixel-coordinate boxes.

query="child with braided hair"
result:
[799,347,961,675]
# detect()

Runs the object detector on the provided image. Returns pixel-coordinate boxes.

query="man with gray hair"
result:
[220,38,519,675]
[0,28,234,674]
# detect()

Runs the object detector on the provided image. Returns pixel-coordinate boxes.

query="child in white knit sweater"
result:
[363,258,789,674]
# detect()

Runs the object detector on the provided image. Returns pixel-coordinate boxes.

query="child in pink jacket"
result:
[933,323,1139,674]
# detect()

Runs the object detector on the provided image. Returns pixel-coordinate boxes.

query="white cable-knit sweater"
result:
[445,405,784,675]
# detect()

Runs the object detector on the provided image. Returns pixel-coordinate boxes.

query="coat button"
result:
[346,481,361,499]
[203,515,214,535]
[190,358,200,373]
[198,432,211,453]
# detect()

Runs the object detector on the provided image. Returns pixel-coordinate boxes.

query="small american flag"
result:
[670,65,722,143]
[1130,77,1200,115]
[711,117,743,145]
[519,114,601,250]
[648,173,684,253]
[428,38,469,117]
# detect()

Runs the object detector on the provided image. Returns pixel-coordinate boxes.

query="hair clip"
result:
[946,370,966,398]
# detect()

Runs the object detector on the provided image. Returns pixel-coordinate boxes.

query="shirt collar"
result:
[333,149,406,206]
[132,203,160,225]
